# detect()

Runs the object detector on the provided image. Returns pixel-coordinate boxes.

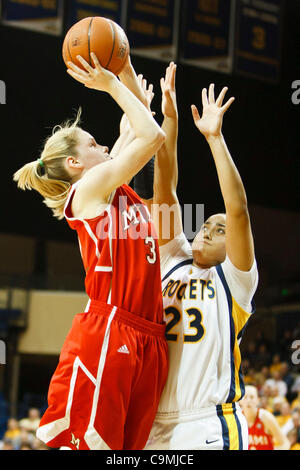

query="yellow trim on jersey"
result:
[221,404,240,450]
[231,297,251,402]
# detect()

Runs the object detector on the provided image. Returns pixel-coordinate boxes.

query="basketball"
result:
[62,17,130,75]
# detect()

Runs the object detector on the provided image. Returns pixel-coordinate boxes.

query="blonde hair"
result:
[14,109,82,220]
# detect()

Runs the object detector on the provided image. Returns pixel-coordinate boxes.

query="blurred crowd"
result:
[241,323,300,450]
[0,408,48,450]
[0,323,299,450]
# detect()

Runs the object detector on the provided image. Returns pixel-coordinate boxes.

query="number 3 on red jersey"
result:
[145,236,157,264]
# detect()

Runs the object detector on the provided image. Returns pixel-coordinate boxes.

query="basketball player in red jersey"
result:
[14,53,168,450]
[240,385,290,450]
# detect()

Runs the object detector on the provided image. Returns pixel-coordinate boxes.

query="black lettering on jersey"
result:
[189,279,197,299]
[199,279,206,300]
[162,280,174,297]
[184,307,205,343]
[165,306,181,342]
[168,280,180,297]
[177,283,187,300]
[207,280,215,298]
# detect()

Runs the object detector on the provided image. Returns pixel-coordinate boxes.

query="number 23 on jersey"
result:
[165,306,205,343]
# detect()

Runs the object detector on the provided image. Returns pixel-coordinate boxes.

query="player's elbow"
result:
[145,127,166,153]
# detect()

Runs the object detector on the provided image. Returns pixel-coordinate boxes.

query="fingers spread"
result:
[191,104,201,122]
[221,96,235,112]
[90,52,101,69]
[67,68,87,84]
[202,88,208,106]
[208,83,215,103]
[216,87,228,107]
[76,55,94,73]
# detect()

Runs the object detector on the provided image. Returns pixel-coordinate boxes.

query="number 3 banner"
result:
[234,0,283,83]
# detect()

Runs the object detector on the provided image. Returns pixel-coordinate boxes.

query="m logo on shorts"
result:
[71,433,80,450]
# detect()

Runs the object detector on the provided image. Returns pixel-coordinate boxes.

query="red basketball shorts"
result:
[36,300,168,450]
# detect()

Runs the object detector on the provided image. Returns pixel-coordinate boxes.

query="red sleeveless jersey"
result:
[248,409,274,450]
[64,182,164,324]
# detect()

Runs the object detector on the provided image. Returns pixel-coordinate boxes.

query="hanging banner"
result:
[66,0,123,29]
[124,0,179,62]
[1,0,63,36]
[234,0,283,83]
[179,0,236,74]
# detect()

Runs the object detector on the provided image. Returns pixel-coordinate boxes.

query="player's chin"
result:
[192,249,212,268]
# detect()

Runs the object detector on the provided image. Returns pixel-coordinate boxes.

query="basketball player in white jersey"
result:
[142,63,259,450]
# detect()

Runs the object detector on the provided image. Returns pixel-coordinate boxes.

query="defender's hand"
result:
[191,84,235,139]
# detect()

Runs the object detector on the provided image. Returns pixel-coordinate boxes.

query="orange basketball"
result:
[62,17,130,75]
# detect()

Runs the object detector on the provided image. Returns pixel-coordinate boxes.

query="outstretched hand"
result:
[160,62,177,119]
[67,53,117,92]
[191,84,234,139]
[137,74,155,113]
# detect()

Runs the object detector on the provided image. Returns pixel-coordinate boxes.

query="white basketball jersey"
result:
[157,232,258,414]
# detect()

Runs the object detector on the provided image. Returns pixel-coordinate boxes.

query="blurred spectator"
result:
[291,375,300,396]
[265,370,288,397]
[274,399,292,427]
[280,362,295,398]
[19,408,40,436]
[254,366,270,390]
[240,385,290,450]
[3,418,21,450]
[261,380,281,411]
[278,329,294,361]
[255,343,272,370]
[244,341,258,364]
[282,408,300,441]
[18,427,34,450]
[31,437,49,450]
[259,395,271,411]
[291,386,300,410]
[20,443,33,450]
[1,438,14,450]
[269,354,283,375]
[287,428,300,450]
[243,366,256,386]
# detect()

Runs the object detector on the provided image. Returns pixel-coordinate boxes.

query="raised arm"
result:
[191,84,255,271]
[67,54,165,204]
[110,58,153,159]
[109,112,135,160]
[153,62,183,246]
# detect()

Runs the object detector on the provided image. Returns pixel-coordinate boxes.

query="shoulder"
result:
[159,232,193,279]
[216,255,258,313]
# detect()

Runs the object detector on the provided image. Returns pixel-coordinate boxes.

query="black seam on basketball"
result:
[105,20,116,69]
[88,17,93,65]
